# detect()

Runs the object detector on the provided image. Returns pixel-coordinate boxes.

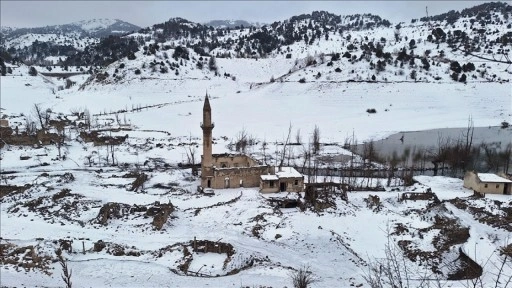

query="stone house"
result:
[463,171,512,195]
[260,167,304,193]
[0,119,9,128]
[199,94,304,192]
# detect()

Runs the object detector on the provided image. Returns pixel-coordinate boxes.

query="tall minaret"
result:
[201,93,214,187]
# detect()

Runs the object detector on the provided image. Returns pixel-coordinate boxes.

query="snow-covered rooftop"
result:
[477,173,512,183]
[275,167,302,178]
[261,174,279,181]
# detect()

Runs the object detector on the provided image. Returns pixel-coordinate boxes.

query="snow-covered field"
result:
[1,57,511,287]
[1,7,512,284]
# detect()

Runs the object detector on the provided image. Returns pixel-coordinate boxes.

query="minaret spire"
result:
[203,91,211,112]
[201,92,214,188]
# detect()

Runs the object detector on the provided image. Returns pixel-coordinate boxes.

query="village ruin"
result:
[199,94,304,192]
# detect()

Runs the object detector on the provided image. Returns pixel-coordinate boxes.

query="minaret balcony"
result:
[200,122,215,129]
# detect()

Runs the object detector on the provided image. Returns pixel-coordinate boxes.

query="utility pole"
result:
[426,6,431,30]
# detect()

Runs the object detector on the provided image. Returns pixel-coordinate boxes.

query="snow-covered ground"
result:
[1,20,512,285]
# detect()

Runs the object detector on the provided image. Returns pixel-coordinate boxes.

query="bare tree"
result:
[83,108,91,131]
[54,121,66,160]
[500,143,512,174]
[295,128,302,145]
[24,116,36,135]
[261,139,268,165]
[55,248,72,288]
[233,128,255,154]
[184,133,197,166]
[279,123,293,167]
[33,103,47,131]
[312,125,320,155]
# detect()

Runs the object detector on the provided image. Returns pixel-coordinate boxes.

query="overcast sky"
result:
[0,1,498,28]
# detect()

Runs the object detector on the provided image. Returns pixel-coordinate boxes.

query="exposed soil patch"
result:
[0,184,31,198]
[448,197,512,231]
[93,201,175,230]
[447,248,483,280]
[0,129,63,148]
[0,241,53,275]
[79,130,128,146]
[400,190,440,203]
[398,207,473,278]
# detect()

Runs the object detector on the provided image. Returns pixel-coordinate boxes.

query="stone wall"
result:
[211,154,259,168]
[210,166,271,189]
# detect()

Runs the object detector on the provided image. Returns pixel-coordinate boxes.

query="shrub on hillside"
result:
[127,52,136,60]
[462,62,475,72]
[173,46,189,60]
[28,66,37,76]
[450,61,462,73]
[208,56,217,71]
[366,108,377,114]
[410,70,417,81]
[134,69,141,75]
[298,77,306,83]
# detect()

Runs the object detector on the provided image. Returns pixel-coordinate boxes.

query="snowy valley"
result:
[1,2,512,288]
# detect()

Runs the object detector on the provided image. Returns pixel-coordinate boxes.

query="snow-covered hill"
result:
[0,19,140,65]
[1,18,140,39]
[204,19,265,29]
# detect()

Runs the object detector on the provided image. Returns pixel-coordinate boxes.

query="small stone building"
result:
[0,119,9,128]
[199,94,304,192]
[463,171,512,195]
[260,167,304,193]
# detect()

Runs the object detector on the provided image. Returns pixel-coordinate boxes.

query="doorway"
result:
[207,179,211,188]
[224,178,230,188]
[280,182,286,192]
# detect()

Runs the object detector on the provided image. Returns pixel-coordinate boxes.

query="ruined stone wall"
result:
[212,154,258,168]
[280,177,304,192]
[211,166,271,189]
[463,172,479,191]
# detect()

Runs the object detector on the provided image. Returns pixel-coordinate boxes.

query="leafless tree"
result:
[295,128,302,145]
[55,248,72,288]
[233,128,255,154]
[261,139,268,165]
[85,154,94,167]
[54,121,66,160]
[24,116,36,135]
[500,144,512,174]
[33,103,47,131]
[184,133,197,165]
[279,123,293,167]
[312,125,320,155]
[387,151,400,187]
[83,108,91,130]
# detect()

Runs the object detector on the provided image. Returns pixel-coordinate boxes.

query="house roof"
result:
[275,167,303,178]
[261,175,279,181]
[477,173,512,183]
